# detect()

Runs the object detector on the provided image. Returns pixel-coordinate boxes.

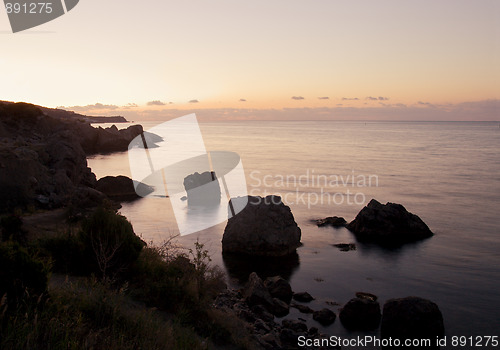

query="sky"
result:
[0,0,499,120]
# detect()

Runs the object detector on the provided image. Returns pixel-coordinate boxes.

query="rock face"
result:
[96,176,154,201]
[381,297,444,349]
[222,195,301,256]
[347,199,433,244]
[339,296,381,331]
[0,101,147,212]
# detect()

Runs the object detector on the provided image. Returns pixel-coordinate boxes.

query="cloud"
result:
[147,100,166,106]
[318,96,329,100]
[342,97,359,101]
[291,96,305,100]
[239,98,247,102]
[189,99,199,103]
[63,103,119,112]
[122,103,138,109]
[417,101,436,108]
[367,96,389,101]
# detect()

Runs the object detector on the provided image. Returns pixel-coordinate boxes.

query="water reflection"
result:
[222,251,300,286]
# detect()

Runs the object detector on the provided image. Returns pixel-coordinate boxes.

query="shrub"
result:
[0,214,26,244]
[78,207,145,280]
[0,241,48,309]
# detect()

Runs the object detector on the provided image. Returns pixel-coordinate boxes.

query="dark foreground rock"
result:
[347,199,433,244]
[339,296,381,331]
[96,175,154,201]
[381,296,444,349]
[316,216,347,227]
[265,276,293,303]
[222,195,301,256]
[214,272,338,349]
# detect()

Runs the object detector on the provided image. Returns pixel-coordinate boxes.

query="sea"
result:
[88,120,500,348]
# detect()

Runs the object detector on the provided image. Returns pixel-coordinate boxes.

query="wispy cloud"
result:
[147,100,166,106]
[122,103,138,109]
[318,96,329,100]
[291,96,305,100]
[239,98,247,102]
[63,103,119,112]
[367,96,390,101]
[189,99,199,103]
[342,97,359,101]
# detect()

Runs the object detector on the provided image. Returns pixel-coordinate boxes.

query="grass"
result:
[0,206,258,349]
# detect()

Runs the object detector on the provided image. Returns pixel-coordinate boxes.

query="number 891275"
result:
[5,2,53,14]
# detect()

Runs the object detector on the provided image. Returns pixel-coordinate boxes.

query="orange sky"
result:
[1,0,499,119]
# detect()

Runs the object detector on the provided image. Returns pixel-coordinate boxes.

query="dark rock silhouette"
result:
[222,195,301,256]
[265,276,293,303]
[381,296,444,350]
[316,216,347,227]
[339,295,381,331]
[0,101,147,212]
[293,292,315,302]
[96,175,154,201]
[332,243,356,251]
[347,199,433,244]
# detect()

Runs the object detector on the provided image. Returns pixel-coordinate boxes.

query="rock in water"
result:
[312,308,336,326]
[381,297,444,349]
[183,171,221,206]
[96,175,153,201]
[243,272,274,310]
[316,216,347,227]
[339,296,381,331]
[347,199,433,244]
[222,195,301,256]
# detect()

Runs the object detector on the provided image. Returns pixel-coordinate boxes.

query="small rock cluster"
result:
[213,272,339,350]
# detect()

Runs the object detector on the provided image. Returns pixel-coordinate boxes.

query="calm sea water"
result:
[88,121,500,347]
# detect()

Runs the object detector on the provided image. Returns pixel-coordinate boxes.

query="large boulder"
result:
[339,296,381,331]
[381,297,444,349]
[183,171,221,206]
[222,195,301,256]
[347,199,433,244]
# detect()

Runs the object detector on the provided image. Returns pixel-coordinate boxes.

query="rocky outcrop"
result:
[315,216,346,227]
[339,294,381,331]
[347,199,433,244]
[183,171,221,206]
[381,297,444,349]
[222,195,301,256]
[96,175,154,201]
[0,101,147,212]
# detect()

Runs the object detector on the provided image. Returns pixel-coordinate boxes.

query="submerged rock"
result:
[332,243,356,251]
[222,195,301,256]
[381,296,444,349]
[293,292,315,302]
[312,308,336,326]
[347,199,433,244]
[316,216,347,227]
